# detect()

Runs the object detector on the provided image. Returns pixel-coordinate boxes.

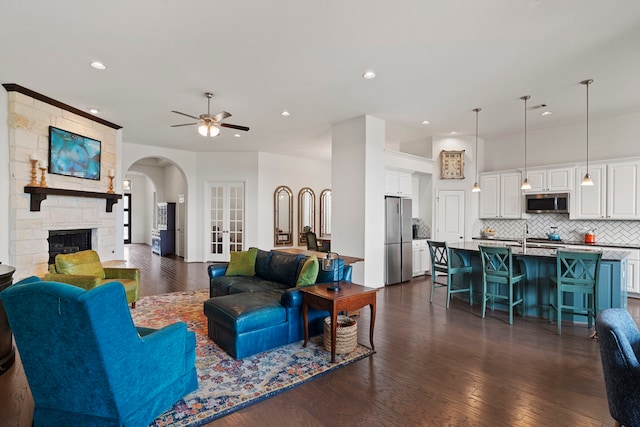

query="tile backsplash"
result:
[482,214,640,245]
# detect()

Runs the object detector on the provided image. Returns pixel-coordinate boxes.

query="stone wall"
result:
[7,89,120,278]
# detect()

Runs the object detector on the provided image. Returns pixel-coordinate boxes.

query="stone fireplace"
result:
[4,84,122,278]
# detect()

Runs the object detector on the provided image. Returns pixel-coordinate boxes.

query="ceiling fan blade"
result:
[220,123,250,131]
[211,111,232,122]
[170,122,197,127]
[171,110,200,120]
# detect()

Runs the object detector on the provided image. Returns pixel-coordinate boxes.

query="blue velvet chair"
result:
[0,276,198,426]
[596,308,640,427]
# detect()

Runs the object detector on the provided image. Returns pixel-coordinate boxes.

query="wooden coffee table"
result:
[300,281,378,363]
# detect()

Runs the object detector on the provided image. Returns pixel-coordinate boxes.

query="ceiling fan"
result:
[171,92,250,137]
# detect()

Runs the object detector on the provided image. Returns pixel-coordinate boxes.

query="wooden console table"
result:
[300,282,377,363]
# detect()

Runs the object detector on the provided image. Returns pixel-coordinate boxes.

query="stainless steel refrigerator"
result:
[385,197,413,285]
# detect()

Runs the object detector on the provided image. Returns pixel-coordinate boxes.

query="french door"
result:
[205,181,245,261]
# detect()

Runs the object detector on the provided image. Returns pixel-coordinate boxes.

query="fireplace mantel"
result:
[24,186,122,212]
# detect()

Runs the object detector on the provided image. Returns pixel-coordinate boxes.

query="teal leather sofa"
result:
[1,276,198,426]
[205,249,352,359]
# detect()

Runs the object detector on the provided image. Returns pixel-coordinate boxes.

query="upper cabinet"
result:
[524,166,574,193]
[385,170,412,197]
[479,171,522,219]
[572,160,640,220]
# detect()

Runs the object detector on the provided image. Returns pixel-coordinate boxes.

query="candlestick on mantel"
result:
[107,176,115,194]
[29,157,39,186]
[39,163,48,188]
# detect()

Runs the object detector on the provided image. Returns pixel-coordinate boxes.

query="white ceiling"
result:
[2,0,640,160]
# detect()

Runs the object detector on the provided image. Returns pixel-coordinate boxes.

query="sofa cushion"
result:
[297,255,319,287]
[203,291,286,334]
[225,248,258,276]
[267,252,303,287]
[254,249,273,280]
[55,250,105,279]
[229,280,290,294]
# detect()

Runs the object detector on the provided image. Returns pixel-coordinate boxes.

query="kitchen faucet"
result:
[522,222,529,254]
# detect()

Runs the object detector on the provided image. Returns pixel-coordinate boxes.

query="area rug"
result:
[130,289,374,426]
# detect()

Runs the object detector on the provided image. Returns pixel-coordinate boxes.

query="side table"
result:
[300,281,378,363]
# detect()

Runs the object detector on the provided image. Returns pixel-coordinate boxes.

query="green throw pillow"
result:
[297,255,319,287]
[225,248,258,276]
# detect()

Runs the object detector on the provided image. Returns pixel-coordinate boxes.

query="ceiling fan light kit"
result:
[171,92,249,137]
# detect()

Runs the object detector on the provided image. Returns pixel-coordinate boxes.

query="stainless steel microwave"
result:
[525,193,569,214]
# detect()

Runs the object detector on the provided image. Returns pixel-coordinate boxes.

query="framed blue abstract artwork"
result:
[48,126,101,180]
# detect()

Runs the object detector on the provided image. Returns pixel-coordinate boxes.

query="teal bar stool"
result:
[479,245,526,325]
[427,240,473,309]
[549,249,602,335]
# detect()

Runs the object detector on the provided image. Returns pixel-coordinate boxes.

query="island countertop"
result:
[449,241,631,261]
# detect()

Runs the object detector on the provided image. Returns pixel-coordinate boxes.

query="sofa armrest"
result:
[281,287,303,308]
[43,273,102,290]
[208,264,228,278]
[104,267,140,282]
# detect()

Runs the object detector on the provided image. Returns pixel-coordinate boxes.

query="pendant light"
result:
[520,95,532,190]
[581,79,594,186]
[472,108,481,192]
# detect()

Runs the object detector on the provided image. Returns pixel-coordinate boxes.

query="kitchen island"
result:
[446,242,628,321]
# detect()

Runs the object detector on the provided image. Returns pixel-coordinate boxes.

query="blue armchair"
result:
[0,276,198,426]
[596,308,640,427]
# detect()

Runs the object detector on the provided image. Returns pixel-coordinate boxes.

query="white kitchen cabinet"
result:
[627,256,640,296]
[385,170,413,197]
[572,161,640,220]
[572,164,606,219]
[524,166,574,193]
[479,172,522,219]
[412,239,431,276]
[607,161,640,219]
[412,241,422,276]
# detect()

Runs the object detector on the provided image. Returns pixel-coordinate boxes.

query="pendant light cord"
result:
[474,108,480,182]
[586,80,590,172]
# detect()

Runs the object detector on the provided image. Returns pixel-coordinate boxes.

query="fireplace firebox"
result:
[48,229,92,265]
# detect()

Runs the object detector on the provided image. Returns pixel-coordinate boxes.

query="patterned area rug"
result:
[131,289,374,426]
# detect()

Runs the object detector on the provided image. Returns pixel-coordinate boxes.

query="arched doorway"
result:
[124,157,188,258]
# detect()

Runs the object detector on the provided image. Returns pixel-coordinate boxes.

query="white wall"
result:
[485,110,640,171]
[332,115,386,287]
[164,163,185,202]
[431,136,483,241]
[125,174,154,244]
[257,152,331,250]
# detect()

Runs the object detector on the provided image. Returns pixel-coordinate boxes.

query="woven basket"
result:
[323,315,357,354]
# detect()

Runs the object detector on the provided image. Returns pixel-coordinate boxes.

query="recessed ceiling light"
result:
[281,111,290,117]
[449,131,458,135]
[541,111,553,116]
[89,108,99,114]
[90,61,106,70]
[234,133,241,138]
[421,120,431,125]
[362,71,376,79]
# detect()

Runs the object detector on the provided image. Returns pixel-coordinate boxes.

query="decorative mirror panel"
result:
[274,185,293,246]
[298,187,315,245]
[320,188,332,238]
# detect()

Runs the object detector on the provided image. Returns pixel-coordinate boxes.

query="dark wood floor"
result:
[2,243,633,426]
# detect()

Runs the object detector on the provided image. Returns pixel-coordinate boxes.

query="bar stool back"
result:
[427,240,473,309]
[549,250,602,335]
[479,245,526,325]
